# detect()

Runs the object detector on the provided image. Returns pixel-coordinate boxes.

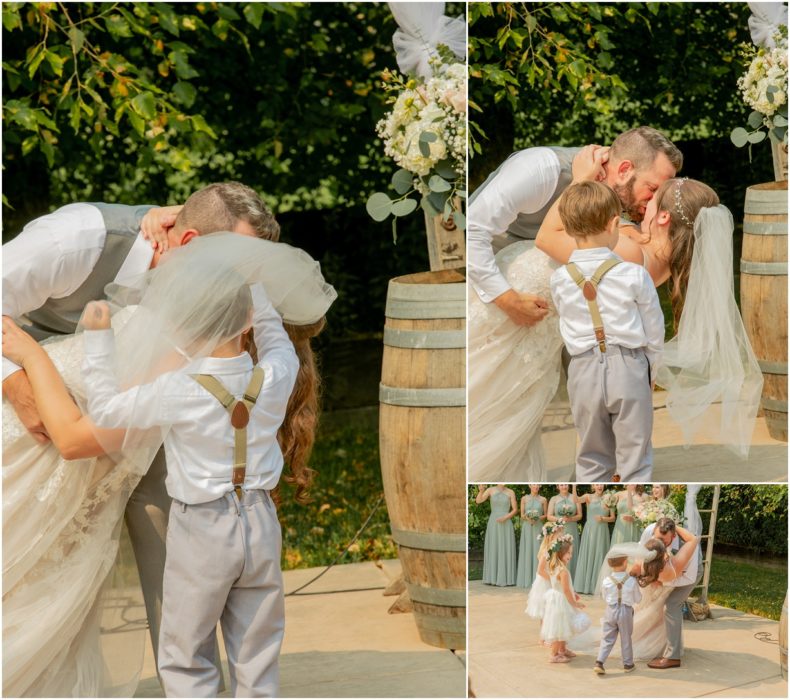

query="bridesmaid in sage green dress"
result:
[547,484,581,578]
[477,484,518,586]
[516,485,546,588]
[573,484,615,594]
[611,485,644,545]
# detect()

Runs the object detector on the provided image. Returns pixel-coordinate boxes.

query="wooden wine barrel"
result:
[379,269,466,650]
[740,181,788,441]
[781,592,788,680]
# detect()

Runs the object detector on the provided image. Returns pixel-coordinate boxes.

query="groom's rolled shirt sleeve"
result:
[2,203,107,380]
[467,148,561,304]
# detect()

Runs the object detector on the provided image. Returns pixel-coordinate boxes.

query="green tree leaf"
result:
[173,81,197,108]
[131,91,157,120]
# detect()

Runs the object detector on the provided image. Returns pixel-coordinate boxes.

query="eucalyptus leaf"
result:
[774,114,788,127]
[419,131,438,143]
[452,210,466,231]
[730,127,749,148]
[421,196,440,218]
[366,192,392,222]
[748,111,764,129]
[434,159,458,180]
[747,130,766,144]
[419,139,431,157]
[391,198,418,217]
[428,175,451,193]
[427,191,446,212]
[391,169,413,195]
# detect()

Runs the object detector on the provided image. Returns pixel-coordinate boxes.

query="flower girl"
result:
[541,536,589,663]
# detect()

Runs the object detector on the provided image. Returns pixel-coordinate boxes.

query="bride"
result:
[2,234,335,696]
[469,152,763,481]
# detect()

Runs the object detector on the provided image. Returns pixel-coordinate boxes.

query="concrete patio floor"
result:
[542,389,787,482]
[132,559,466,698]
[468,581,787,698]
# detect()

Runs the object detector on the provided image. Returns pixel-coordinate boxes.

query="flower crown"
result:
[539,519,565,540]
[673,177,694,228]
[546,533,574,560]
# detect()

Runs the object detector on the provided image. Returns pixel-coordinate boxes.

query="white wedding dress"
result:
[468,243,563,481]
[3,326,146,697]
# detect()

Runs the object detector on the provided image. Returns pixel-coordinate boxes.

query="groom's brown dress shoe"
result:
[647,657,680,669]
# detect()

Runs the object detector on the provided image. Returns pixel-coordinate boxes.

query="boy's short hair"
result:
[557,181,621,239]
[607,555,629,567]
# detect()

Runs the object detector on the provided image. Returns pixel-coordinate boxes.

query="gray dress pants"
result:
[597,603,634,666]
[158,489,284,698]
[567,345,653,482]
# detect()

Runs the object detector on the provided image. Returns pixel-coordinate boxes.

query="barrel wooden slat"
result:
[379,270,466,650]
[740,181,788,441]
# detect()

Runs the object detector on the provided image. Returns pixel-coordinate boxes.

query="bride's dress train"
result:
[3,327,147,697]
[468,242,563,481]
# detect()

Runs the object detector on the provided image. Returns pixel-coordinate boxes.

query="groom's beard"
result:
[614,176,644,223]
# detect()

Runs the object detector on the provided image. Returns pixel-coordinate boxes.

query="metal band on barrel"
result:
[740,260,788,275]
[405,583,466,607]
[762,398,788,412]
[383,328,466,349]
[758,360,788,375]
[743,221,788,235]
[379,384,465,407]
[390,527,467,552]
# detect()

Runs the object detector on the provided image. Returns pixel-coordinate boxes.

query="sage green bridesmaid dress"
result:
[516,495,543,588]
[610,496,643,545]
[553,495,580,578]
[482,489,517,586]
[573,498,612,594]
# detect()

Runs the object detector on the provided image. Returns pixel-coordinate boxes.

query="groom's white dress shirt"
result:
[467,147,561,303]
[640,523,700,588]
[82,284,299,505]
[2,202,154,380]
[550,247,664,370]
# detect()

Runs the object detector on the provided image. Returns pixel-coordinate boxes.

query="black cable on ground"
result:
[285,493,387,597]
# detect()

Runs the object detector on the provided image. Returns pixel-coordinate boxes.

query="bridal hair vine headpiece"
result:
[546,533,574,559]
[673,177,694,228]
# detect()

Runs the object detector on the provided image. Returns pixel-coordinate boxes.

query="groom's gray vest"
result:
[23,203,154,341]
[469,146,581,243]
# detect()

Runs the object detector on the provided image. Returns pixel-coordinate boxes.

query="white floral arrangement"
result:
[731,27,788,152]
[601,489,620,511]
[632,498,681,530]
[367,49,466,238]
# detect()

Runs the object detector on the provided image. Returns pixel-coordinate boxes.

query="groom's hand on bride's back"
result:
[81,302,112,331]
[493,289,550,327]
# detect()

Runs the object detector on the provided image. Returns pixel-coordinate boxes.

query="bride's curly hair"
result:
[637,538,667,587]
[651,178,720,332]
[244,317,326,505]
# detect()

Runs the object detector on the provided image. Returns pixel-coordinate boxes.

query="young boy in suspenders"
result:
[81,281,298,697]
[594,554,642,674]
[549,182,664,482]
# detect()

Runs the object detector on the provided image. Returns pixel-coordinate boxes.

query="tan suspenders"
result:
[565,258,621,353]
[191,367,265,498]
[608,574,624,604]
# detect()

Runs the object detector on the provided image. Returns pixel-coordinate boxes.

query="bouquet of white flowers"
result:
[367,49,466,238]
[632,498,681,529]
[731,27,788,163]
[601,490,620,512]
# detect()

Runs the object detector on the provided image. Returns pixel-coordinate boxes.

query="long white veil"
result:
[82,233,337,471]
[655,205,763,458]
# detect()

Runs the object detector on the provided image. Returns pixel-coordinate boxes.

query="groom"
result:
[467,126,682,326]
[2,181,279,667]
[639,517,702,669]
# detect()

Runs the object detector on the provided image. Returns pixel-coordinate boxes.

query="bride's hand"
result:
[2,316,44,367]
[572,144,610,183]
[81,302,112,331]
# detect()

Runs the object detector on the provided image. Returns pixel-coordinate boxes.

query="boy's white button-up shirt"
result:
[549,247,665,370]
[601,571,642,607]
[82,284,299,504]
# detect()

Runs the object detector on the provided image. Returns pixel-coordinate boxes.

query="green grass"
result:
[707,558,787,621]
[276,415,398,570]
